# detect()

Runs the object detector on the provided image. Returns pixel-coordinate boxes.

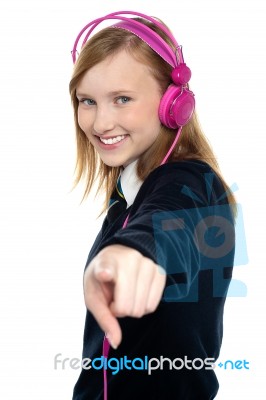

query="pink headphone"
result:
[71,10,195,131]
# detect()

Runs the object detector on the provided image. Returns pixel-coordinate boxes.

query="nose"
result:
[93,105,115,135]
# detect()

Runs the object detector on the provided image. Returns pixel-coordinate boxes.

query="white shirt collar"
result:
[120,160,143,208]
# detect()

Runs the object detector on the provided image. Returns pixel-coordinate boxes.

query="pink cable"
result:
[160,126,182,165]
[102,126,182,399]
[103,335,110,400]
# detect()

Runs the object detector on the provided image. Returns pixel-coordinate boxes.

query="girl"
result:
[69,11,236,400]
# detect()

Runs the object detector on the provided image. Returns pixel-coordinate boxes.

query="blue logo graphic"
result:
[152,173,248,302]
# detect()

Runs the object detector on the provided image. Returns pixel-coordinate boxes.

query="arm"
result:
[83,162,232,348]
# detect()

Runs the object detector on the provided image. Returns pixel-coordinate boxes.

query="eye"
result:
[79,98,96,106]
[116,96,131,104]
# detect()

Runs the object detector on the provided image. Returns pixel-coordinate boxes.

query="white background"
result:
[0,0,265,398]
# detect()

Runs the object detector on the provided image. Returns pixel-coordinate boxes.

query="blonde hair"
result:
[69,18,236,213]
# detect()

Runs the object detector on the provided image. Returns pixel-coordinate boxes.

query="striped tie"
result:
[107,176,127,223]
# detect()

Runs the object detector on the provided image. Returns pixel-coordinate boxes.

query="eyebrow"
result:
[76,89,137,98]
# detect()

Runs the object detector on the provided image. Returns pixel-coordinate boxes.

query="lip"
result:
[96,134,129,150]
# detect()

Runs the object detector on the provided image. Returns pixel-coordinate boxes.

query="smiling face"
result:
[76,50,162,168]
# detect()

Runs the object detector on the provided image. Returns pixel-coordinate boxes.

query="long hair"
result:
[69,18,236,212]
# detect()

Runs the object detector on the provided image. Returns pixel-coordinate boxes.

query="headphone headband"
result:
[112,21,180,68]
[71,10,183,67]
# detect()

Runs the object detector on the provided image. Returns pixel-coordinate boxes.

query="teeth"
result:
[100,135,125,145]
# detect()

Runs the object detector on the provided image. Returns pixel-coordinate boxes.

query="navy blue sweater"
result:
[72,160,235,400]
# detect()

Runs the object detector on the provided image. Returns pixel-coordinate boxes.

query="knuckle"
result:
[113,304,128,317]
[145,304,156,314]
[131,308,145,318]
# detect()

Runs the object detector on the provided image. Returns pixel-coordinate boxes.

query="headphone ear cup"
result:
[159,84,195,129]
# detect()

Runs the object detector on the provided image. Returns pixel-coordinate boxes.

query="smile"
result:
[99,135,126,145]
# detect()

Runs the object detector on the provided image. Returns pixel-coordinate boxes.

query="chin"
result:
[101,159,124,168]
